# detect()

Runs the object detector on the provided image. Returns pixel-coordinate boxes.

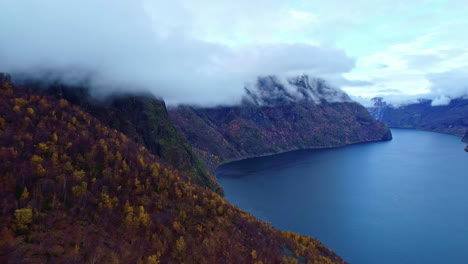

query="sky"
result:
[1,0,467,106]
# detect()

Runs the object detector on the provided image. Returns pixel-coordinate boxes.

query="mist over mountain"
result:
[0,0,358,106]
[0,74,347,263]
[2,1,468,107]
[243,75,352,106]
[170,77,391,171]
[368,97,468,138]
[426,67,468,106]
[16,77,223,195]
[2,1,468,263]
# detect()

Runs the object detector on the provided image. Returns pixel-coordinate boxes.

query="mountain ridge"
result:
[243,75,352,106]
[368,97,468,136]
[170,76,392,171]
[368,97,468,151]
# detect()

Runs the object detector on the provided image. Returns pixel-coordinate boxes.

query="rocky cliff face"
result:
[170,76,392,170]
[368,97,387,121]
[243,75,353,106]
[368,97,468,136]
[16,77,223,195]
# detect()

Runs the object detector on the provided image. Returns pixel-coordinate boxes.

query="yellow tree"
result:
[14,208,33,232]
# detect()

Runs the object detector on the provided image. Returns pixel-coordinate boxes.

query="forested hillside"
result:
[0,73,346,263]
[20,80,222,195]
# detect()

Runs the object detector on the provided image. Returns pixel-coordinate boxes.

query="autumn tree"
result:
[14,208,32,233]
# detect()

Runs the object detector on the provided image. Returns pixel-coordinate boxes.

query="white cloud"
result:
[0,0,354,105]
[343,34,468,105]
[431,95,452,106]
[427,67,468,103]
[2,0,467,106]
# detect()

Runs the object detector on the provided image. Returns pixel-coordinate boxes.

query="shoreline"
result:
[211,136,393,173]
[214,127,468,173]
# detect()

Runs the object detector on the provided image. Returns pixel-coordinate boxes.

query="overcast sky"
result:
[1,0,467,105]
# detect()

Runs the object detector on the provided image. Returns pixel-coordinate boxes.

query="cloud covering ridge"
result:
[0,0,355,105]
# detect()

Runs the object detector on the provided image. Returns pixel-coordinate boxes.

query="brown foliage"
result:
[0,76,346,264]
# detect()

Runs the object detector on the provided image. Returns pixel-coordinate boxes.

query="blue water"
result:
[216,129,468,264]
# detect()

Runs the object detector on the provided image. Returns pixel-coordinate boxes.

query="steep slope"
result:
[19,80,222,195]
[170,75,392,170]
[0,74,346,263]
[369,97,468,136]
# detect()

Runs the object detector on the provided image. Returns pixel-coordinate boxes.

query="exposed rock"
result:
[243,75,352,106]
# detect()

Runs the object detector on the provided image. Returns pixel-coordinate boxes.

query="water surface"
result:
[216,129,468,264]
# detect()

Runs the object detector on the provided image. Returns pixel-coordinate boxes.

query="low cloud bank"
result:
[0,0,356,106]
[427,67,468,106]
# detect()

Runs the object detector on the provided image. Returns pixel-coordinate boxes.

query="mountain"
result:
[368,97,468,151]
[169,75,392,170]
[0,73,346,263]
[368,97,468,136]
[17,79,223,195]
[243,75,353,106]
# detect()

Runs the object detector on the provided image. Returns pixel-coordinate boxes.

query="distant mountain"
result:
[18,79,223,195]
[368,97,468,136]
[368,97,468,151]
[170,75,392,171]
[0,73,346,264]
